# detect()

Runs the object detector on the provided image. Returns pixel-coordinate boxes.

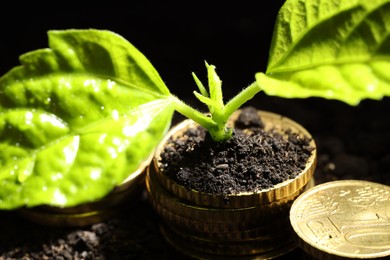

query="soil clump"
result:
[160,107,315,195]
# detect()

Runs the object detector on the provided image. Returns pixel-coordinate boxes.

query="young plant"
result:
[0,0,389,210]
[170,61,260,142]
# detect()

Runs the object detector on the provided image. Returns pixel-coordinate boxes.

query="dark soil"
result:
[0,97,389,260]
[159,106,314,196]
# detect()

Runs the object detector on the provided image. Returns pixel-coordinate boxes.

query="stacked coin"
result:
[147,163,315,258]
[18,153,151,227]
[290,180,390,260]
[146,110,317,259]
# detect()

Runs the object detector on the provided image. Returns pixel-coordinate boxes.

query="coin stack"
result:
[146,157,316,259]
[18,154,150,227]
[290,180,390,260]
[146,110,317,259]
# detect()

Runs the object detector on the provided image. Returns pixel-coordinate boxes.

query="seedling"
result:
[171,62,260,142]
[0,0,388,209]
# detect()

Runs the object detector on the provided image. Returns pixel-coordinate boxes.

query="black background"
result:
[0,1,285,103]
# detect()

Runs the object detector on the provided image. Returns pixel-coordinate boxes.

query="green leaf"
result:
[0,29,174,209]
[192,72,209,97]
[206,62,224,110]
[259,0,390,105]
[193,91,221,109]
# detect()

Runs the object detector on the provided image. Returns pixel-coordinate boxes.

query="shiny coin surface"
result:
[290,180,390,259]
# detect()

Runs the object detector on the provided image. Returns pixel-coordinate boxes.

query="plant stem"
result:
[171,96,234,142]
[170,96,216,130]
[170,81,262,142]
[224,82,261,116]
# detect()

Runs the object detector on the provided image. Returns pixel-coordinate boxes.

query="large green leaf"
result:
[257,0,390,105]
[0,29,174,209]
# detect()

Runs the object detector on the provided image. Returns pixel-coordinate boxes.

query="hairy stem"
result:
[170,96,216,129]
[224,82,261,116]
[170,96,233,142]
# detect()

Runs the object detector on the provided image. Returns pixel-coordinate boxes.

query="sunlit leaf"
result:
[0,29,174,209]
[258,0,390,105]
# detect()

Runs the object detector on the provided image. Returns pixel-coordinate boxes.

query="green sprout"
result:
[171,61,260,142]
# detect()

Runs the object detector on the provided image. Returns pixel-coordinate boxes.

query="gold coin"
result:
[147,165,313,225]
[18,171,146,227]
[290,180,390,259]
[160,222,297,257]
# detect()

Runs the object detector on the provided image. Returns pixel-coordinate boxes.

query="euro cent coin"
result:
[290,180,390,259]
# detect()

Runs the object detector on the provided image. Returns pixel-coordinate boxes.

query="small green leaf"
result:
[206,62,224,110]
[193,91,221,109]
[0,29,174,209]
[259,0,390,105]
[192,72,209,97]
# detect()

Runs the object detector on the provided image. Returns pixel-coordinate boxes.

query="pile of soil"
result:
[0,97,389,259]
[160,106,314,196]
